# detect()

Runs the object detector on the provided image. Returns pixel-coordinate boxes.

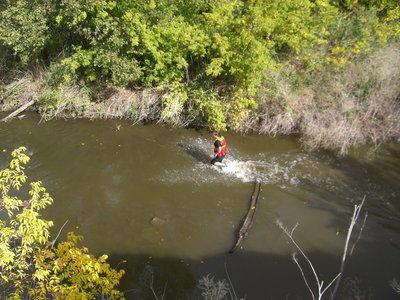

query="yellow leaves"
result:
[11,146,29,164]
[380,4,400,39]
[131,36,139,47]
[28,181,54,210]
[326,46,349,67]
[97,10,109,19]
[55,15,63,24]
[331,46,346,56]
[2,196,22,217]
[49,238,124,298]
[160,81,188,125]
[33,269,50,281]
[0,242,16,267]
[67,231,84,244]
[386,5,400,23]
[328,56,348,67]
[0,148,121,298]
[315,0,329,8]
[100,254,108,261]
[1,147,30,215]
[351,41,366,54]
[226,90,258,129]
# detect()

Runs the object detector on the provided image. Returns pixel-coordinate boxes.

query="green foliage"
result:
[127,101,138,119]
[1,81,25,110]
[160,82,188,125]
[0,0,50,64]
[0,147,124,299]
[55,0,144,85]
[186,86,257,130]
[45,63,69,88]
[0,0,399,129]
[37,88,64,118]
[188,88,228,131]
[202,0,321,84]
[376,3,400,41]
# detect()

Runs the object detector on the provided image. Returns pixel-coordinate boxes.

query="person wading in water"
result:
[211,131,227,166]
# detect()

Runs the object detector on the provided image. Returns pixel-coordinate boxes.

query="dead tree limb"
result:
[229,181,261,253]
[330,196,366,300]
[1,99,35,122]
[276,196,367,300]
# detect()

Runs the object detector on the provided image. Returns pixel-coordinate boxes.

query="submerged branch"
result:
[230,181,261,253]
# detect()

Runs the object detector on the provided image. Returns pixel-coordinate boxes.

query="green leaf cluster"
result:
[0,0,50,64]
[0,147,124,299]
[0,0,398,130]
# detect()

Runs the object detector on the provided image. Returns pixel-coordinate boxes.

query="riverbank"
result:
[2,0,399,155]
[1,45,399,155]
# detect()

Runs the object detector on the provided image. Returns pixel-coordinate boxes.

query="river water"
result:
[1,112,399,299]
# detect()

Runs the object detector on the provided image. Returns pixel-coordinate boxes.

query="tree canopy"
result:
[0,0,399,130]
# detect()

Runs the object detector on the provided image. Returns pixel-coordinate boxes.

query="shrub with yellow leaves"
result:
[0,147,124,299]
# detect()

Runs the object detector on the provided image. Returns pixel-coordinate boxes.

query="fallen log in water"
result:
[0,99,35,122]
[229,181,261,253]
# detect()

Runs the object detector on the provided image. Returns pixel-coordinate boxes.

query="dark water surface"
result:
[1,112,399,299]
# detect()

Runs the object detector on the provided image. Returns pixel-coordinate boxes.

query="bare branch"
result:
[330,197,366,300]
[350,211,368,256]
[276,220,322,294]
[292,253,316,300]
[277,196,367,300]
[161,280,168,300]
[150,272,159,300]
[50,219,69,249]
[1,99,35,122]
[321,273,341,296]
[224,261,238,300]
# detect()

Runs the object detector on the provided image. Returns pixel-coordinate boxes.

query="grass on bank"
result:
[1,45,399,155]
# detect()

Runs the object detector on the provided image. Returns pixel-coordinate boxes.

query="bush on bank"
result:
[0,0,399,154]
[0,147,124,298]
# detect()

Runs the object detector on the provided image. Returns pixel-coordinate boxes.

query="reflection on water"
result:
[1,112,399,299]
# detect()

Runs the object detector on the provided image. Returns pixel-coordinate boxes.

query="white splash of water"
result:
[157,137,311,186]
[217,159,257,182]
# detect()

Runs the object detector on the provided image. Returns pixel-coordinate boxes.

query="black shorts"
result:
[211,155,225,164]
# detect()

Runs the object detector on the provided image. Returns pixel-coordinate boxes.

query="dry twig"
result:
[276,197,367,300]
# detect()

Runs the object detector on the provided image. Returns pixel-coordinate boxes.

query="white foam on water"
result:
[217,159,257,182]
[213,158,277,183]
[156,137,314,186]
[155,136,356,193]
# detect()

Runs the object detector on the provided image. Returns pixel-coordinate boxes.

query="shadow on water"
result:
[107,176,397,300]
[108,254,196,300]
[177,142,211,164]
[108,245,391,300]
[291,145,400,226]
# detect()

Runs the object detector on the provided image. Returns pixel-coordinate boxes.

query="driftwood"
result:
[229,181,261,253]
[0,99,35,122]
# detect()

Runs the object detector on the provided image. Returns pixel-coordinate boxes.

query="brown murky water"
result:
[1,112,399,299]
